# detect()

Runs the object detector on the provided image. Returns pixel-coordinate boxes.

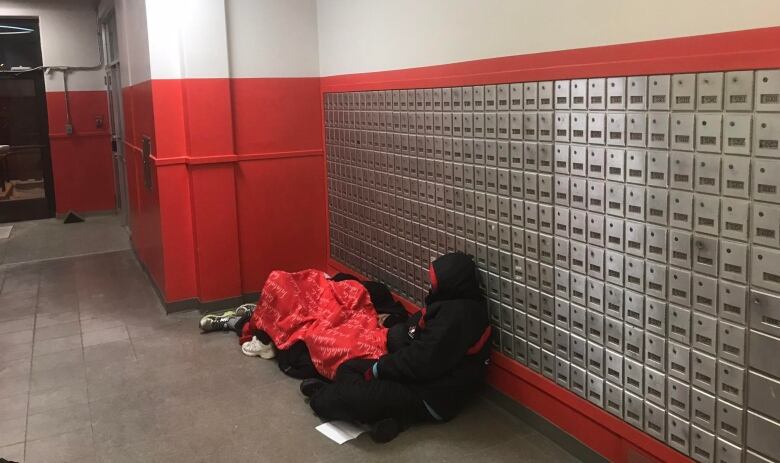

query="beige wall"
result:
[316,0,780,76]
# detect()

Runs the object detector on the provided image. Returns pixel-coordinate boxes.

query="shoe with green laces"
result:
[199,303,256,332]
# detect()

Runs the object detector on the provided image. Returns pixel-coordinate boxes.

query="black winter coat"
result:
[378,252,490,421]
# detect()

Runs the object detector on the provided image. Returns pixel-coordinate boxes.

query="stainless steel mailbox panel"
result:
[719,240,748,284]
[671,113,695,152]
[510,83,523,111]
[644,400,666,440]
[645,297,666,336]
[589,78,606,110]
[693,312,718,355]
[692,388,717,432]
[669,376,691,419]
[570,112,587,144]
[607,113,626,146]
[723,114,752,156]
[693,350,718,393]
[645,332,666,372]
[750,289,780,338]
[756,69,780,112]
[538,81,553,110]
[691,428,715,463]
[746,411,780,462]
[693,234,719,276]
[673,73,697,110]
[554,80,570,109]
[326,70,780,450]
[749,330,780,379]
[524,82,538,110]
[587,147,606,179]
[607,77,626,110]
[722,156,750,199]
[748,370,780,421]
[587,374,604,408]
[717,360,744,405]
[570,364,587,398]
[648,112,670,149]
[725,70,754,111]
[751,246,780,293]
[754,113,780,158]
[752,158,780,204]
[624,390,644,428]
[588,112,606,145]
[717,401,744,445]
[721,198,750,242]
[668,414,691,455]
[605,316,623,352]
[571,79,587,110]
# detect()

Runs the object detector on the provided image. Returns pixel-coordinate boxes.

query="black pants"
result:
[309,359,432,426]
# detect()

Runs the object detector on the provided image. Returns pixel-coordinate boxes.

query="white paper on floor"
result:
[316,420,369,444]
[0,225,12,239]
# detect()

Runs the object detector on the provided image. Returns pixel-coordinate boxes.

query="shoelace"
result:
[245,336,263,351]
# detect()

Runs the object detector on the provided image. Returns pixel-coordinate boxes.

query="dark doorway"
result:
[0,18,55,223]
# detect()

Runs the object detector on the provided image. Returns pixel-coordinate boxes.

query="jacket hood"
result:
[425,252,483,305]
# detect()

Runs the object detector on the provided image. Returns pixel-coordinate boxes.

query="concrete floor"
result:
[0,216,582,463]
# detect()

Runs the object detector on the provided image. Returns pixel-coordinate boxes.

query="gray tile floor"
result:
[0,214,130,267]
[0,217,582,463]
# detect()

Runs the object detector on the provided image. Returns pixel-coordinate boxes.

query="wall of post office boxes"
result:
[323,70,780,463]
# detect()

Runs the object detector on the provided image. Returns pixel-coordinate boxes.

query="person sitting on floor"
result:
[300,252,492,443]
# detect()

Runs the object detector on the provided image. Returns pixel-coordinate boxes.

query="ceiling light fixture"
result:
[0,25,34,35]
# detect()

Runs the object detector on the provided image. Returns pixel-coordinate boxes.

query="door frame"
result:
[0,17,56,223]
[99,10,130,228]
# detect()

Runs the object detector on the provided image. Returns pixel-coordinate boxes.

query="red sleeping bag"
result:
[241,269,388,379]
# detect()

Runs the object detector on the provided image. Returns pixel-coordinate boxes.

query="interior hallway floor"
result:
[0,215,583,463]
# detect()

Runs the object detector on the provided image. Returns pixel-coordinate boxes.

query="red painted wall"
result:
[46,91,116,214]
[122,81,166,294]
[118,77,327,304]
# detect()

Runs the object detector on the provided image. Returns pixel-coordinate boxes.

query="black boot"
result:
[300,378,327,398]
[370,418,400,443]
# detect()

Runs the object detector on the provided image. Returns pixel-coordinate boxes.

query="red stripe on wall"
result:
[45,91,116,214]
[321,26,780,92]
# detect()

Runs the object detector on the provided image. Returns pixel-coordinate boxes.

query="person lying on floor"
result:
[199,269,407,380]
[300,252,492,443]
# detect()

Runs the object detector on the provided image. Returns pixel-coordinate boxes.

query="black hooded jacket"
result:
[378,252,491,421]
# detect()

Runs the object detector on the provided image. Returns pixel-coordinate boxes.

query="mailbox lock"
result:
[695,240,704,250]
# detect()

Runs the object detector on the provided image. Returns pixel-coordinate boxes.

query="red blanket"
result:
[241,270,388,379]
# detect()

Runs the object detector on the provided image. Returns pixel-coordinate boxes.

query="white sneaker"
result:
[242,336,275,359]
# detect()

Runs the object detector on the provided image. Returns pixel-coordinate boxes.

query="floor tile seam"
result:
[0,248,131,272]
[23,422,93,446]
[76,285,100,458]
[22,270,43,461]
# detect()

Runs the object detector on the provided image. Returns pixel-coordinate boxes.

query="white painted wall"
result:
[0,0,104,91]
[145,0,230,79]
[226,0,319,78]
[316,0,780,76]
